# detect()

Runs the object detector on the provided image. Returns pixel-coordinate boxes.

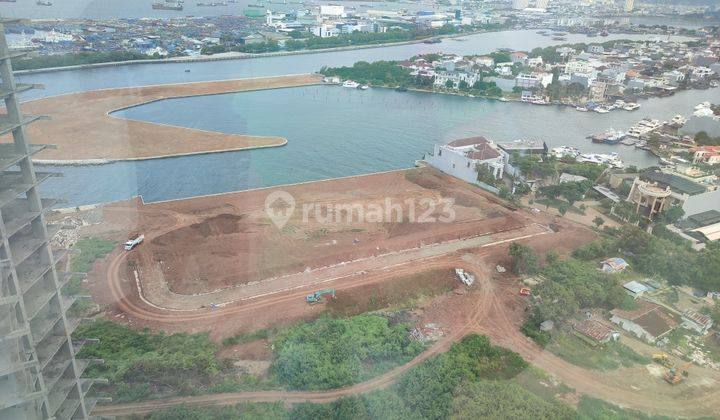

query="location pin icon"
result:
[265,190,296,229]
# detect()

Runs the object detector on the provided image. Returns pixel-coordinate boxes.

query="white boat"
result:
[623,103,640,111]
[669,114,687,127]
[595,107,610,114]
[342,80,360,88]
[358,85,369,90]
[627,118,663,138]
[576,106,588,112]
[552,146,581,159]
[579,153,624,168]
[695,101,711,110]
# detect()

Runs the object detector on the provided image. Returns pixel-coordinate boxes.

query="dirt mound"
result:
[152,214,245,246]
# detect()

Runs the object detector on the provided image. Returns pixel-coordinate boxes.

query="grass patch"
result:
[577,395,674,420]
[546,331,650,371]
[70,236,116,272]
[270,314,424,390]
[222,328,272,347]
[327,268,456,316]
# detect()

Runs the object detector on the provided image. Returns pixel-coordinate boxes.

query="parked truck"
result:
[124,234,144,251]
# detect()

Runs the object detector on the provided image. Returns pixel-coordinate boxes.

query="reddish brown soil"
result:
[218,339,271,361]
[110,168,529,295]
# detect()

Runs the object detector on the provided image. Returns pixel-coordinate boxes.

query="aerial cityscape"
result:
[1,0,720,419]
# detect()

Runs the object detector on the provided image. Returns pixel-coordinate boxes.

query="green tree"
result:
[509,242,540,275]
[592,216,605,228]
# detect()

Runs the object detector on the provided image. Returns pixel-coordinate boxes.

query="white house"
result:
[433,71,481,88]
[425,136,507,186]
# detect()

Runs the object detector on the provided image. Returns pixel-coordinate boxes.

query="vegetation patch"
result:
[74,320,262,402]
[70,236,117,273]
[222,328,272,347]
[546,331,650,371]
[326,268,456,316]
[270,314,423,390]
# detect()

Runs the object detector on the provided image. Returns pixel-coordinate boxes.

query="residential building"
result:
[425,136,507,187]
[433,71,481,88]
[610,301,679,343]
[515,73,541,89]
[682,310,713,334]
[692,146,720,165]
[601,257,629,274]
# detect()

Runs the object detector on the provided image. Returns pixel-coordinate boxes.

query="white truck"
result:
[124,234,144,251]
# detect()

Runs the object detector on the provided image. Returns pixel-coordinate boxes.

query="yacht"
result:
[623,103,640,111]
[342,80,360,88]
[594,107,610,114]
[552,146,581,159]
[575,106,589,112]
[627,118,663,138]
[358,85,369,90]
[669,114,687,127]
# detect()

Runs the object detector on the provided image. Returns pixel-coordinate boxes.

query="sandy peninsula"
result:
[12,73,323,163]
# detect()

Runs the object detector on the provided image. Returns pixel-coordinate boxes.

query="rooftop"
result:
[642,170,707,196]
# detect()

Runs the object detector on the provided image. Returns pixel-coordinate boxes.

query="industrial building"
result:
[0,19,100,419]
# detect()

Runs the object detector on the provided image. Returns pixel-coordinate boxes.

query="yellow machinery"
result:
[652,353,673,368]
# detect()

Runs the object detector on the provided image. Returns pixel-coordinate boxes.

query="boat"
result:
[623,103,640,111]
[184,69,191,73]
[552,36,567,41]
[594,107,610,114]
[342,80,360,88]
[423,38,441,44]
[627,118,663,138]
[197,1,227,5]
[0,0,18,3]
[575,106,588,112]
[36,0,52,5]
[153,2,183,9]
[552,146,581,159]
[358,85,369,90]
[590,129,626,144]
[669,114,687,126]
[580,153,623,168]
[395,86,408,92]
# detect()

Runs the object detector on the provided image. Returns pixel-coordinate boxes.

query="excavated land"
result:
[134,168,527,296]
[77,167,720,417]
[10,73,322,162]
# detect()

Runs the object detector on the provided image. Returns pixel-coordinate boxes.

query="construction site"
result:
[44,164,720,418]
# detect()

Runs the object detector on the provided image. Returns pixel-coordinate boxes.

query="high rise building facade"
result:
[0,19,99,420]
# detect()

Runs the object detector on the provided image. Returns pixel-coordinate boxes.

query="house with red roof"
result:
[424,136,507,188]
[692,145,720,165]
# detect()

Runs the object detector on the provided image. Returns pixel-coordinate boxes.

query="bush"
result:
[271,314,423,390]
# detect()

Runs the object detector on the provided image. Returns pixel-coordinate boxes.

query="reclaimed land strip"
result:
[10,73,323,163]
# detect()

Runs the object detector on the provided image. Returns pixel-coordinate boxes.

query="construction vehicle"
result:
[124,234,144,251]
[664,362,691,385]
[652,353,673,368]
[306,289,335,304]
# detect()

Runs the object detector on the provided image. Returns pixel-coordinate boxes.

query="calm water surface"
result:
[41,85,720,206]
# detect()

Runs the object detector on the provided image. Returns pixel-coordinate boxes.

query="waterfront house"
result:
[425,136,506,188]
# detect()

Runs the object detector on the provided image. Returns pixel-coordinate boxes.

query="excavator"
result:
[652,353,673,368]
[306,289,336,304]
[664,362,691,385]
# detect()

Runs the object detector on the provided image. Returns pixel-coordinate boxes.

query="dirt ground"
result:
[10,74,321,161]
[105,168,531,297]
